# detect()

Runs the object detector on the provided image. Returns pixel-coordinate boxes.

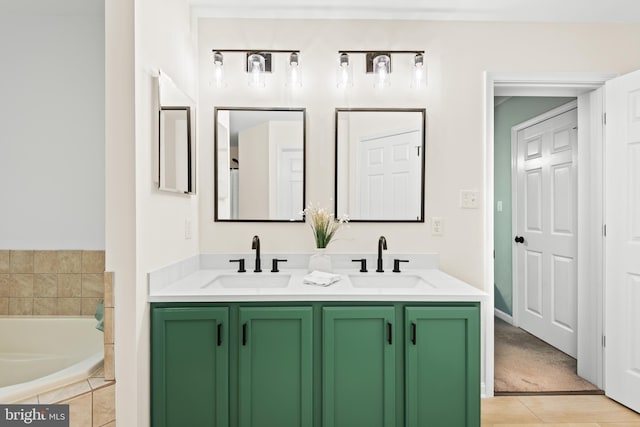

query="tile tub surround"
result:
[16,367,115,427]
[0,250,105,316]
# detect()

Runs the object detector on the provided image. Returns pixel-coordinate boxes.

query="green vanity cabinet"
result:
[322,307,397,427]
[151,307,229,427]
[405,306,480,427]
[238,307,313,427]
[151,302,480,427]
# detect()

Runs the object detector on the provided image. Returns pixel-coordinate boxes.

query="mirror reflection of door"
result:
[355,129,421,220]
[336,109,425,222]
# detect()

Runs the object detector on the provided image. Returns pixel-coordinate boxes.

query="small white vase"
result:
[308,248,333,273]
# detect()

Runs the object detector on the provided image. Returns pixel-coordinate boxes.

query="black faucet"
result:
[376,236,387,272]
[251,235,262,272]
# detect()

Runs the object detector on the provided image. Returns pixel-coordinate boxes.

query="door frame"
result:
[510,99,578,330]
[484,72,615,396]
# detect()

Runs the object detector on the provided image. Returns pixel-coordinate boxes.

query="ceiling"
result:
[191,0,640,23]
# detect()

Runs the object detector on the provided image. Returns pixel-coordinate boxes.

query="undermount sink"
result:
[203,274,291,289]
[348,274,429,289]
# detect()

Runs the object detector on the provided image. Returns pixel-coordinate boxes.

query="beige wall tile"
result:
[82,274,104,298]
[92,384,115,426]
[10,274,34,297]
[10,250,34,273]
[34,273,58,297]
[9,298,33,315]
[104,307,114,344]
[0,274,9,297]
[104,344,114,381]
[0,297,8,315]
[40,381,92,404]
[57,298,82,316]
[103,272,113,308]
[58,251,82,273]
[34,298,57,315]
[58,274,82,297]
[34,250,59,273]
[0,251,9,274]
[59,392,92,427]
[82,298,101,316]
[82,251,105,274]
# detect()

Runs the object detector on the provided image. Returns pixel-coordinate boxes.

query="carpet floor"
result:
[494,317,600,394]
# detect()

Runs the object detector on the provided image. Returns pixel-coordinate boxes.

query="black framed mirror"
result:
[157,71,196,194]
[335,108,426,222]
[214,107,306,222]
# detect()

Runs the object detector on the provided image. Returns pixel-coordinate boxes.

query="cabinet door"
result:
[322,306,396,427]
[238,307,313,427]
[151,307,229,427]
[405,306,480,427]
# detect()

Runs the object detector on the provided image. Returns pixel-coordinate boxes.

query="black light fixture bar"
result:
[338,50,425,55]
[211,49,300,53]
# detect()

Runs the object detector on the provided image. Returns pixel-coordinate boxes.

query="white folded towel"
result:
[303,271,342,287]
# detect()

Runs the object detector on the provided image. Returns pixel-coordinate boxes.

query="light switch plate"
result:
[460,190,479,209]
[185,219,192,240]
[431,217,443,236]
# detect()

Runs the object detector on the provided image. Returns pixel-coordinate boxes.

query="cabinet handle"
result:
[387,322,393,345]
[242,323,247,346]
[217,323,222,346]
[411,322,417,345]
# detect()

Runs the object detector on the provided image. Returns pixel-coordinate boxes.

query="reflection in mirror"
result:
[157,71,196,194]
[335,108,425,222]
[160,107,191,192]
[215,108,306,221]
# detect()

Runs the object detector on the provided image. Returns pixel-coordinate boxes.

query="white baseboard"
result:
[494,308,513,325]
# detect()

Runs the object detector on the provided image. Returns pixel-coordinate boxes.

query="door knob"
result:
[514,236,525,244]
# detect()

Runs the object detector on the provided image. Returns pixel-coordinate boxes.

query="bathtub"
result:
[0,317,104,403]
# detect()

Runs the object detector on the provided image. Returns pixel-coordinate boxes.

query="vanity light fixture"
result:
[210,49,300,89]
[212,51,226,88]
[286,52,303,88]
[338,50,425,89]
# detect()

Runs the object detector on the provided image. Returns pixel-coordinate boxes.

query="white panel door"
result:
[276,147,303,219]
[605,70,640,413]
[515,107,578,357]
[356,130,421,220]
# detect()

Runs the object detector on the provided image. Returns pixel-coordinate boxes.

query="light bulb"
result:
[212,51,225,88]
[337,53,353,88]
[247,53,266,88]
[411,53,427,89]
[373,54,390,89]
[286,52,302,88]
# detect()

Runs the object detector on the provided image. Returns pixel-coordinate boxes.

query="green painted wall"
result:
[494,96,575,316]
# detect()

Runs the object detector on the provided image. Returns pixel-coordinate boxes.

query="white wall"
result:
[0,1,104,249]
[198,19,640,289]
[107,0,198,425]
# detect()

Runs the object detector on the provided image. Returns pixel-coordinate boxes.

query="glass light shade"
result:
[411,53,427,89]
[212,51,226,88]
[337,53,353,88]
[373,54,391,89]
[286,52,303,88]
[247,53,266,88]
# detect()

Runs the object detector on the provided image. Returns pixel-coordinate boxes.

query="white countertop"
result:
[148,268,487,303]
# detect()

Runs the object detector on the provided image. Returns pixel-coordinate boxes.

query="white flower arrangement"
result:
[301,203,349,249]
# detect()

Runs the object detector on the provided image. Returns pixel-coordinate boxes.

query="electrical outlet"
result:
[431,217,443,236]
[460,190,479,209]
[185,219,192,240]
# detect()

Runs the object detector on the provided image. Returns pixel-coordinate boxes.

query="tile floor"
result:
[482,395,640,426]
